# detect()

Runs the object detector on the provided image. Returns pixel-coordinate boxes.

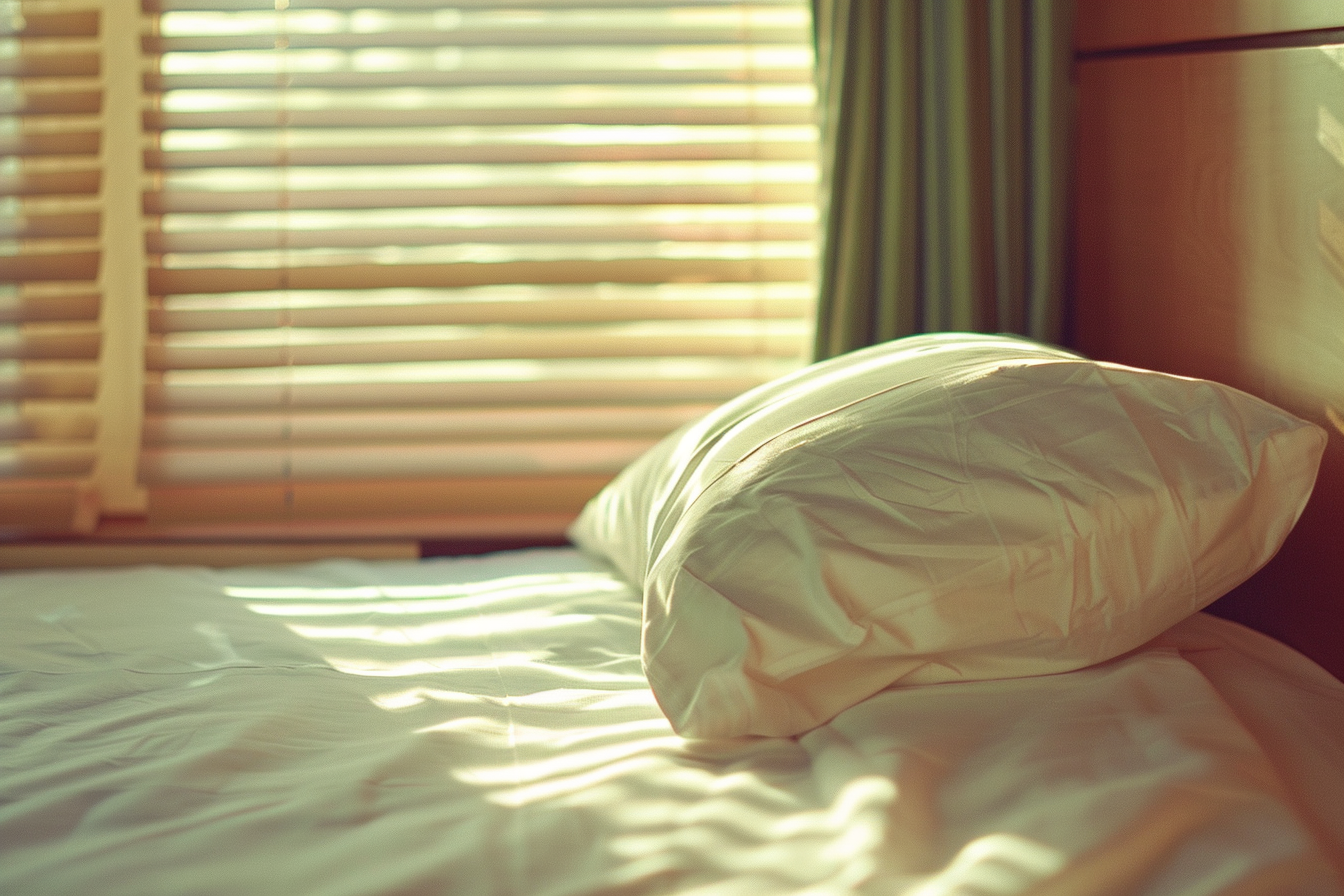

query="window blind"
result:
[4,0,819,541]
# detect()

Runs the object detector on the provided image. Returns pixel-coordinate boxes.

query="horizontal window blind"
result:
[137,0,819,539]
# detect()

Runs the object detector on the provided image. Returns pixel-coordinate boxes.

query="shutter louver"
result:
[1,0,112,534]
[137,0,819,539]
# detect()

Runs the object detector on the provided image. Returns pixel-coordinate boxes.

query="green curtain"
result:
[810,0,1074,359]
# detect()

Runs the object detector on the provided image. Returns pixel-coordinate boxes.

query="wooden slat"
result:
[147,257,815,293]
[147,283,813,331]
[143,473,612,524]
[0,478,98,533]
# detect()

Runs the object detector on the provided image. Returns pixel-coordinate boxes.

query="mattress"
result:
[2,547,1342,895]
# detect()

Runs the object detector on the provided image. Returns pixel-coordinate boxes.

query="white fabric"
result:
[568,333,1327,737]
[1,549,1342,895]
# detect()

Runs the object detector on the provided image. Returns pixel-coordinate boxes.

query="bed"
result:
[4,332,1344,895]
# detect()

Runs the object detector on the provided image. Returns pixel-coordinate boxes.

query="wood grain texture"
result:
[1072,43,1344,679]
[1075,0,1344,53]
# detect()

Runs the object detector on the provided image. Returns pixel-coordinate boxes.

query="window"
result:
[2,0,818,544]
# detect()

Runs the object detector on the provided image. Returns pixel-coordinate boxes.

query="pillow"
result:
[568,333,1327,738]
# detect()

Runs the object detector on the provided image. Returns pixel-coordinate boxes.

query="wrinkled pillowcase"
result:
[568,333,1327,738]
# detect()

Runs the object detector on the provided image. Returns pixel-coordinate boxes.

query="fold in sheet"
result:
[1,549,1341,895]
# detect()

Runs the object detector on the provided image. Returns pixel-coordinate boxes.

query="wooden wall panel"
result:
[1072,44,1344,678]
[1075,0,1344,53]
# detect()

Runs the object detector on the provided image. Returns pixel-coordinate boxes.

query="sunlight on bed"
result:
[215,557,907,894]
[207,559,1117,893]
[368,685,659,713]
[283,609,602,643]
[226,572,644,682]
[224,570,628,608]
[598,773,899,894]
[907,834,1066,896]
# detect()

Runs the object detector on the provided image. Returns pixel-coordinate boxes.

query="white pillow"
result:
[568,333,1327,738]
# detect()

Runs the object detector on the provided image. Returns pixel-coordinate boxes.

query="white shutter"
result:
[1,0,145,535]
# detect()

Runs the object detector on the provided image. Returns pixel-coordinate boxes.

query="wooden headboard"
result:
[1070,0,1344,679]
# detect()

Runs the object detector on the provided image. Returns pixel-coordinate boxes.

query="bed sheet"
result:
[2,548,1342,896]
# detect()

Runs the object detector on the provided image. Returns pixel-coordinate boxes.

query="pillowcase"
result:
[568,333,1327,738]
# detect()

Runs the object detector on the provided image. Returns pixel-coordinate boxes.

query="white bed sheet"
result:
[2,548,1342,896]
